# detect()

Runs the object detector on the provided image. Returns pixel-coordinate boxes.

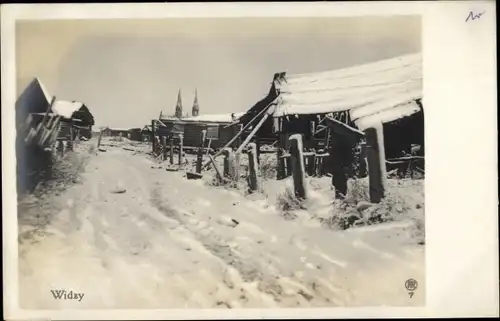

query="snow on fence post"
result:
[289,134,308,200]
[247,143,259,192]
[178,134,184,166]
[169,137,174,165]
[364,125,386,203]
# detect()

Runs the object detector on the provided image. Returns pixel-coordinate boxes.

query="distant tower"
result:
[174,89,183,118]
[192,88,200,116]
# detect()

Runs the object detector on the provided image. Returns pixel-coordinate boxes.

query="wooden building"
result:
[15,77,95,194]
[128,127,143,141]
[141,125,153,142]
[236,53,424,200]
[101,127,130,138]
[153,113,245,150]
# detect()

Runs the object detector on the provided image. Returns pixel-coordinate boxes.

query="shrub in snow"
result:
[276,187,307,220]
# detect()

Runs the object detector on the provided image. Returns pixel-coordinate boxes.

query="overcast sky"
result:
[16,17,421,128]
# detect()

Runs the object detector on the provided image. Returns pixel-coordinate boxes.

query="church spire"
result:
[192,88,200,116]
[174,89,183,118]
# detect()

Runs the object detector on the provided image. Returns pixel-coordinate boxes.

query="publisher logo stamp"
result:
[405,278,418,298]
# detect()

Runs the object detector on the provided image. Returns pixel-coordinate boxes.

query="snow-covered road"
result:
[18,141,425,309]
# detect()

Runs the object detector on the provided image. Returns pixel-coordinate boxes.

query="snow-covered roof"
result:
[273,53,423,129]
[105,127,130,131]
[181,112,245,123]
[51,100,84,119]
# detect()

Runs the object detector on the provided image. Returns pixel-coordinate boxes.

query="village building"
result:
[141,125,153,142]
[152,88,246,151]
[15,77,95,193]
[101,127,130,138]
[235,53,423,200]
[128,127,143,141]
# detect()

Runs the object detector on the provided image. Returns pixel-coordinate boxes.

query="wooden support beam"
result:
[289,134,308,199]
[201,102,274,170]
[208,154,224,183]
[235,105,276,154]
[206,139,212,156]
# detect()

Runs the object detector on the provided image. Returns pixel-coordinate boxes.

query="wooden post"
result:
[67,127,74,151]
[364,125,386,203]
[247,143,259,192]
[59,140,65,158]
[289,134,308,199]
[162,136,167,161]
[321,128,331,176]
[277,133,286,179]
[169,137,174,164]
[151,120,156,153]
[223,147,232,178]
[234,151,241,182]
[206,139,212,156]
[196,132,204,173]
[196,147,203,173]
[255,134,261,165]
[178,134,184,166]
[307,151,316,176]
[208,154,224,183]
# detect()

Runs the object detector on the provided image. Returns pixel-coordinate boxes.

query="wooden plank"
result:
[324,115,365,137]
[208,154,224,183]
[235,105,276,154]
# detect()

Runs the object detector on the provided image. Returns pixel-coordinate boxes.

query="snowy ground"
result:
[18,138,425,309]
